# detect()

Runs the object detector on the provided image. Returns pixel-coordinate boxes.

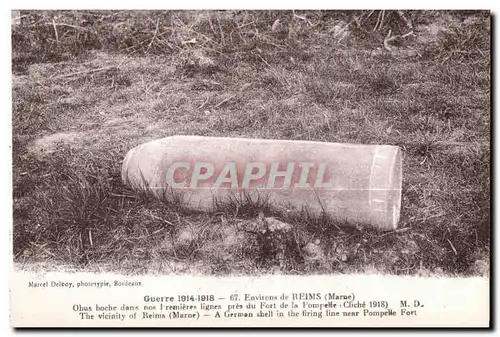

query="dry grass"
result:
[12,10,490,277]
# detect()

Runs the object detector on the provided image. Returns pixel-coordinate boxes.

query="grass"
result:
[11,10,490,277]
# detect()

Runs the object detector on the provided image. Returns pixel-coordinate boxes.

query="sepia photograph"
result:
[11,9,490,278]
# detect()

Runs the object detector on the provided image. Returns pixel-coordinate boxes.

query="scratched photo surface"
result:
[12,10,490,277]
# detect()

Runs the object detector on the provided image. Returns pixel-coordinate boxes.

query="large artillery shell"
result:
[122,136,402,230]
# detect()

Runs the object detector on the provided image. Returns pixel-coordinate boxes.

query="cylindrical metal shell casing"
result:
[122,136,402,230]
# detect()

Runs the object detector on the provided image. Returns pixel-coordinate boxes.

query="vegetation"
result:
[12,10,490,276]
